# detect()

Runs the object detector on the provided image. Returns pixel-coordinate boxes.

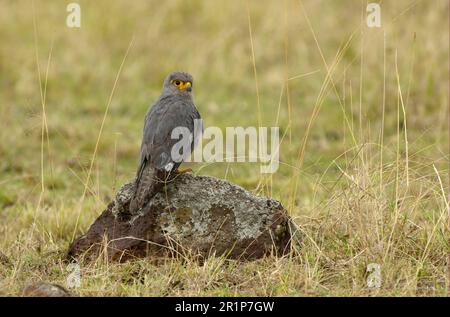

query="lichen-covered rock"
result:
[67,173,291,262]
[23,282,71,297]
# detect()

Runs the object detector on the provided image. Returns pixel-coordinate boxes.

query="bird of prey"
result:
[129,71,202,213]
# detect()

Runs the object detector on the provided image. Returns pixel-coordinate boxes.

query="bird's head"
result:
[162,71,194,96]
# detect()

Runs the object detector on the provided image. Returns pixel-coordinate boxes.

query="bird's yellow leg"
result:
[174,167,193,174]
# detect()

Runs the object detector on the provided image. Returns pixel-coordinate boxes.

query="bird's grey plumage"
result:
[129,71,202,213]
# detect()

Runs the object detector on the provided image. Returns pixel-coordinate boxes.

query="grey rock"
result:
[67,173,291,262]
[23,282,71,297]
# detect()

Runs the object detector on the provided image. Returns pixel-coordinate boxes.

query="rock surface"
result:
[23,282,71,297]
[67,173,291,262]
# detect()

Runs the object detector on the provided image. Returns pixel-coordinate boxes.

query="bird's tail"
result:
[129,162,165,213]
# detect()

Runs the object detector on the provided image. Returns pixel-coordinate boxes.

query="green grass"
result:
[0,0,448,296]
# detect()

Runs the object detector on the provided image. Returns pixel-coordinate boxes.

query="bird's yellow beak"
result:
[172,80,192,92]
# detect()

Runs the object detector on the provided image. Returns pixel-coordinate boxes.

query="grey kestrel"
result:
[129,71,202,213]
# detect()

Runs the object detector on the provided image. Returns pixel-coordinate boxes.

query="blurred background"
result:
[0,0,448,296]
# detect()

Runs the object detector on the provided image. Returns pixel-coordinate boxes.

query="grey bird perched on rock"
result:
[129,71,202,213]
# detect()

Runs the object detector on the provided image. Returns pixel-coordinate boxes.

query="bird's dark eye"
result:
[175,80,181,86]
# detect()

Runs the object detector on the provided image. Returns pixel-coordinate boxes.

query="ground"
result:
[0,0,448,296]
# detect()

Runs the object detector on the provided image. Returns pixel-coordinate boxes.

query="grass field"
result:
[0,0,449,296]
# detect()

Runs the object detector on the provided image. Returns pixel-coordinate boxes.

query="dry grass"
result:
[0,0,448,296]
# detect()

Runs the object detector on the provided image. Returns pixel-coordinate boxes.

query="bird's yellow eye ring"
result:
[172,79,192,91]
